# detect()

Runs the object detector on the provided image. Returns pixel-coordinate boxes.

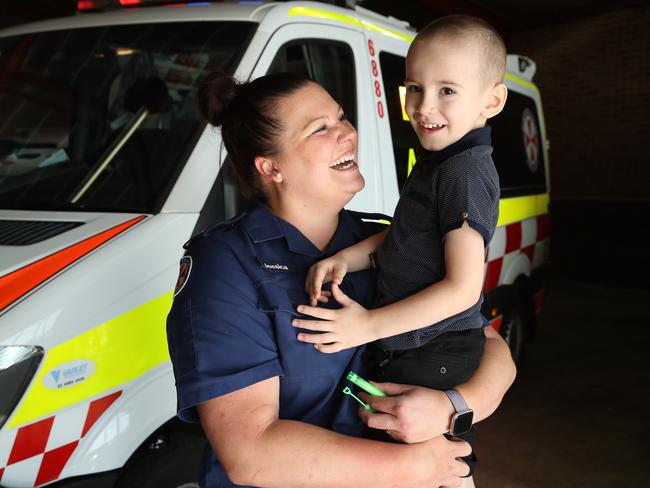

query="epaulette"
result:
[347,210,392,237]
[347,210,392,225]
[183,212,247,249]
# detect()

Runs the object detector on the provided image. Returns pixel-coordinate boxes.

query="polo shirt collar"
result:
[420,126,492,165]
[243,200,361,258]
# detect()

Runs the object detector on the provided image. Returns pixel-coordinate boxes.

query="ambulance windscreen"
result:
[0,21,256,213]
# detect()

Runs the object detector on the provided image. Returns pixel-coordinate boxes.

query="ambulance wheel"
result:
[114,430,206,488]
[500,299,526,364]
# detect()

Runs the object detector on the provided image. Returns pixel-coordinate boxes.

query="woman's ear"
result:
[482,82,508,120]
[254,156,283,183]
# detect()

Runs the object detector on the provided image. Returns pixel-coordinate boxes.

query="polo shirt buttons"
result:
[440,366,447,374]
[460,211,469,219]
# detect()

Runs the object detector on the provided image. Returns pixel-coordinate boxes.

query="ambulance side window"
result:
[268,40,357,127]
[488,92,547,197]
[379,51,420,190]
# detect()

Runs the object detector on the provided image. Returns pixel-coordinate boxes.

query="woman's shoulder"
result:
[179,212,256,279]
[342,209,391,239]
[173,213,258,299]
[184,212,247,251]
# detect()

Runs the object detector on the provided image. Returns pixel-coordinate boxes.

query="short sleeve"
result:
[166,235,283,422]
[437,150,500,244]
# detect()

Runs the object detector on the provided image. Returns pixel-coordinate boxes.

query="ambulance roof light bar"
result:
[77,0,114,12]
[76,0,246,12]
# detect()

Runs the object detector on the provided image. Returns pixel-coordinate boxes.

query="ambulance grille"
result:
[0,220,83,245]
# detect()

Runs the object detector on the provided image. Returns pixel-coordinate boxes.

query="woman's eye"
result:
[313,125,327,134]
[339,113,348,122]
[441,87,455,96]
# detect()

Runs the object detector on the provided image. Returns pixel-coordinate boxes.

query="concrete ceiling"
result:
[363,0,645,30]
[0,0,643,31]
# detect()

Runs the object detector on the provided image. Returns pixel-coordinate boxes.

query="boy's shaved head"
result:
[413,15,507,86]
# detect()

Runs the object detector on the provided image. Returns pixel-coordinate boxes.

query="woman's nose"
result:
[338,121,357,144]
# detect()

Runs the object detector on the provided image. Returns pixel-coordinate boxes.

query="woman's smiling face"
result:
[270,82,365,210]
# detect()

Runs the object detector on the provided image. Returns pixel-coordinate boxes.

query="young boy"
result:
[293,15,508,485]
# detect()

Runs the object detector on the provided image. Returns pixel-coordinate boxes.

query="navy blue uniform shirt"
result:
[166,201,378,487]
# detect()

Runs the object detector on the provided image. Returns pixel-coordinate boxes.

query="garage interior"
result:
[1,1,648,487]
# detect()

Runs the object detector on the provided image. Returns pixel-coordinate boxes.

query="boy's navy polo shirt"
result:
[166,201,376,487]
[376,127,500,351]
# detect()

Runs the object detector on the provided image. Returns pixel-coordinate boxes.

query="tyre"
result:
[114,430,206,488]
[500,299,526,364]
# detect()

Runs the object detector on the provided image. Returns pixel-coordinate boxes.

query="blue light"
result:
[239,1,264,4]
[187,1,211,5]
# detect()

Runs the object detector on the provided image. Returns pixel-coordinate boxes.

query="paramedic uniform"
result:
[166,201,377,487]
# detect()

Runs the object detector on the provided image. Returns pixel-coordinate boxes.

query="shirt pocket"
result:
[256,278,357,383]
[256,278,308,315]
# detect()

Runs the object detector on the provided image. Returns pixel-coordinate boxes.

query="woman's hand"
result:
[293,284,377,353]
[408,435,471,487]
[305,254,349,306]
[358,382,454,443]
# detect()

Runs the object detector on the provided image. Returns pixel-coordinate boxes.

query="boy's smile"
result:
[405,36,495,151]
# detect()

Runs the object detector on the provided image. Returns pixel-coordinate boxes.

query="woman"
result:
[166,72,515,487]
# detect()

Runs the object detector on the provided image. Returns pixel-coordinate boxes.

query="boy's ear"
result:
[254,155,283,183]
[481,82,508,120]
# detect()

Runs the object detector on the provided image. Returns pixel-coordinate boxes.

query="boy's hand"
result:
[293,284,376,352]
[357,383,455,444]
[305,254,349,306]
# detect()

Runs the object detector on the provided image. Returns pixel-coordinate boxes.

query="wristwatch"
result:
[444,389,474,436]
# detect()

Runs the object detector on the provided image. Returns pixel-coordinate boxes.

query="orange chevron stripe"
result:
[0,216,145,311]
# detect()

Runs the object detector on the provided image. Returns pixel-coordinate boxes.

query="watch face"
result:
[451,411,473,436]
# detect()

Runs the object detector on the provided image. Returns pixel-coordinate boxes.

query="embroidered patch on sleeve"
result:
[174,256,193,297]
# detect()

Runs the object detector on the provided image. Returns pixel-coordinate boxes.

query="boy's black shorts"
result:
[363,327,486,476]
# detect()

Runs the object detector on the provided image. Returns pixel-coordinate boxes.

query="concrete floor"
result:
[475,279,650,487]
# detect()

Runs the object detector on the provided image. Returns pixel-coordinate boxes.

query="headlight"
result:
[0,346,43,430]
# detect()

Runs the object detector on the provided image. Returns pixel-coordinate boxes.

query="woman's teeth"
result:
[330,154,356,170]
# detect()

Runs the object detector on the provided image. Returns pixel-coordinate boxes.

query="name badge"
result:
[263,262,289,271]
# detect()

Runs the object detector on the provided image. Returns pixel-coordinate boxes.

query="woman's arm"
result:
[358,326,516,444]
[198,376,470,488]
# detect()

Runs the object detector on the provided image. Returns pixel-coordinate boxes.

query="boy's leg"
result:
[365,328,486,472]
[368,328,485,391]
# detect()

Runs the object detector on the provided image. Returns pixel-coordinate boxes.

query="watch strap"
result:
[444,389,471,413]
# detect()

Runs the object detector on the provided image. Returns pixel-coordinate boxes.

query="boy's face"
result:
[405,36,494,151]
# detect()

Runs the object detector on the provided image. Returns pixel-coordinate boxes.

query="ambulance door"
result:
[361,33,414,214]
[249,23,382,214]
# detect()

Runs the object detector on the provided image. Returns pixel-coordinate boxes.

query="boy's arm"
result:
[295,221,484,352]
[306,228,388,306]
[366,220,485,338]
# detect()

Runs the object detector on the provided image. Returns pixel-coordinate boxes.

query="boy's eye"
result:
[313,125,327,134]
[441,87,455,96]
[406,85,421,93]
[339,113,348,122]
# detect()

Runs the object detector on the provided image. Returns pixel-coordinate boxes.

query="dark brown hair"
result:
[196,71,311,198]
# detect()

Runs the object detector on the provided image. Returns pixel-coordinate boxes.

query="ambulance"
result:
[0,1,550,486]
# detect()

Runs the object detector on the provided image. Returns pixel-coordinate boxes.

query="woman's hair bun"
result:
[196,71,239,127]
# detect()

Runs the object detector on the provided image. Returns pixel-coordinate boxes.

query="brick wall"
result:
[507,6,650,288]
[508,5,650,202]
